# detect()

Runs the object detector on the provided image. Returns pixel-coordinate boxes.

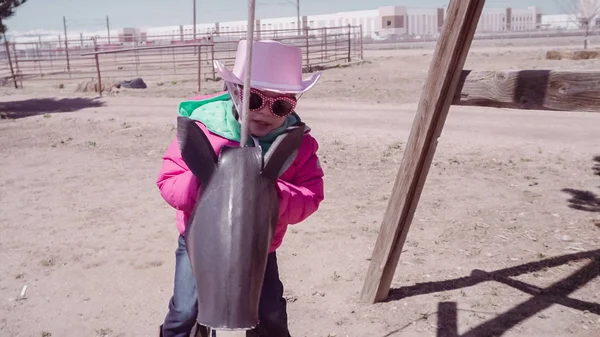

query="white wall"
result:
[406,8,438,36]
[477,8,505,32]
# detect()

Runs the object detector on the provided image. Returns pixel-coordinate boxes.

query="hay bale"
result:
[571,50,600,60]
[546,50,563,60]
[75,79,120,93]
[546,49,600,60]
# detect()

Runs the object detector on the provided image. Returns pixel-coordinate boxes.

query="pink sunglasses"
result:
[240,88,297,117]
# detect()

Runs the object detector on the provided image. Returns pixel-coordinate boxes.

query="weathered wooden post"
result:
[4,40,18,89]
[360,0,486,304]
[11,43,22,88]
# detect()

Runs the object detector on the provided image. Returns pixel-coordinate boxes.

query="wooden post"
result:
[93,38,103,97]
[4,40,18,89]
[11,43,22,88]
[360,0,486,304]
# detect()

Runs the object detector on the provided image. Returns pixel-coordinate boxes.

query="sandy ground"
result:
[1,40,600,337]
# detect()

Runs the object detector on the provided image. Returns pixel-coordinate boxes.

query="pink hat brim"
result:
[213,60,321,94]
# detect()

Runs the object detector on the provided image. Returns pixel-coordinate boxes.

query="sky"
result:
[5,0,567,33]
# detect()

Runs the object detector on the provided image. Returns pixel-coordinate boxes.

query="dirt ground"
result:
[1,39,600,337]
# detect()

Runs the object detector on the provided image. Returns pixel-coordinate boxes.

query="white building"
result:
[9,5,554,45]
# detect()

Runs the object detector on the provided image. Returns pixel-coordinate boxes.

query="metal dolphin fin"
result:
[262,123,306,181]
[177,116,218,186]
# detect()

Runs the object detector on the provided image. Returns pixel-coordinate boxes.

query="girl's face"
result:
[241,88,297,137]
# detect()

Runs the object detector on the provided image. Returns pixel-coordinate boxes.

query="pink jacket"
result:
[156,121,325,252]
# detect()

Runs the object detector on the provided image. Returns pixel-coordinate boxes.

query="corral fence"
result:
[0,25,363,92]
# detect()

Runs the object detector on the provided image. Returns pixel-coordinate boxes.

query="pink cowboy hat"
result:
[213,39,321,94]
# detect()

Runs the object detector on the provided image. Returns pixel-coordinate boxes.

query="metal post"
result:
[211,45,216,80]
[4,40,18,89]
[172,47,176,74]
[324,27,328,60]
[347,24,351,62]
[296,0,301,36]
[35,42,42,77]
[63,16,71,78]
[93,38,103,96]
[359,25,364,60]
[304,27,310,71]
[133,34,139,75]
[197,45,202,92]
[193,0,197,41]
[106,16,111,44]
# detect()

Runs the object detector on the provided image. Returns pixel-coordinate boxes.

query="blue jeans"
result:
[161,235,290,337]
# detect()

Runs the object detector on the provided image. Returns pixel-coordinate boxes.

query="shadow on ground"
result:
[562,188,600,212]
[0,97,105,119]
[384,249,600,337]
[562,155,600,213]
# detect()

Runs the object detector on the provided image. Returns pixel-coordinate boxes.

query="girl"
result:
[156,40,325,337]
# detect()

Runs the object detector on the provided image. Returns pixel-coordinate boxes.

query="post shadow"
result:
[381,250,599,337]
[0,97,105,119]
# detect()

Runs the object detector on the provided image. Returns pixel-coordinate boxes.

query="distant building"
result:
[8,4,558,45]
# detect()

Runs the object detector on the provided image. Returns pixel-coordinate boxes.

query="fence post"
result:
[347,24,351,62]
[324,27,328,61]
[11,43,22,88]
[359,25,364,60]
[304,27,310,72]
[197,45,202,92]
[93,38,103,97]
[34,43,44,79]
[211,44,216,80]
[4,40,18,89]
[63,17,71,79]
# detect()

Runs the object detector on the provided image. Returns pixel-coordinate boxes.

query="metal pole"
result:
[193,0,197,41]
[106,16,111,44]
[197,46,202,92]
[93,38,102,96]
[35,42,42,77]
[359,25,364,60]
[296,0,300,35]
[211,45,216,80]
[347,24,351,62]
[304,27,309,71]
[63,16,71,78]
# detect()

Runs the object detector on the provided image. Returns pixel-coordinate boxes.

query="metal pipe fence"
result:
[0,25,364,90]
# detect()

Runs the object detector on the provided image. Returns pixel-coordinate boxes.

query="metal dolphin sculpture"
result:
[176,115,305,331]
